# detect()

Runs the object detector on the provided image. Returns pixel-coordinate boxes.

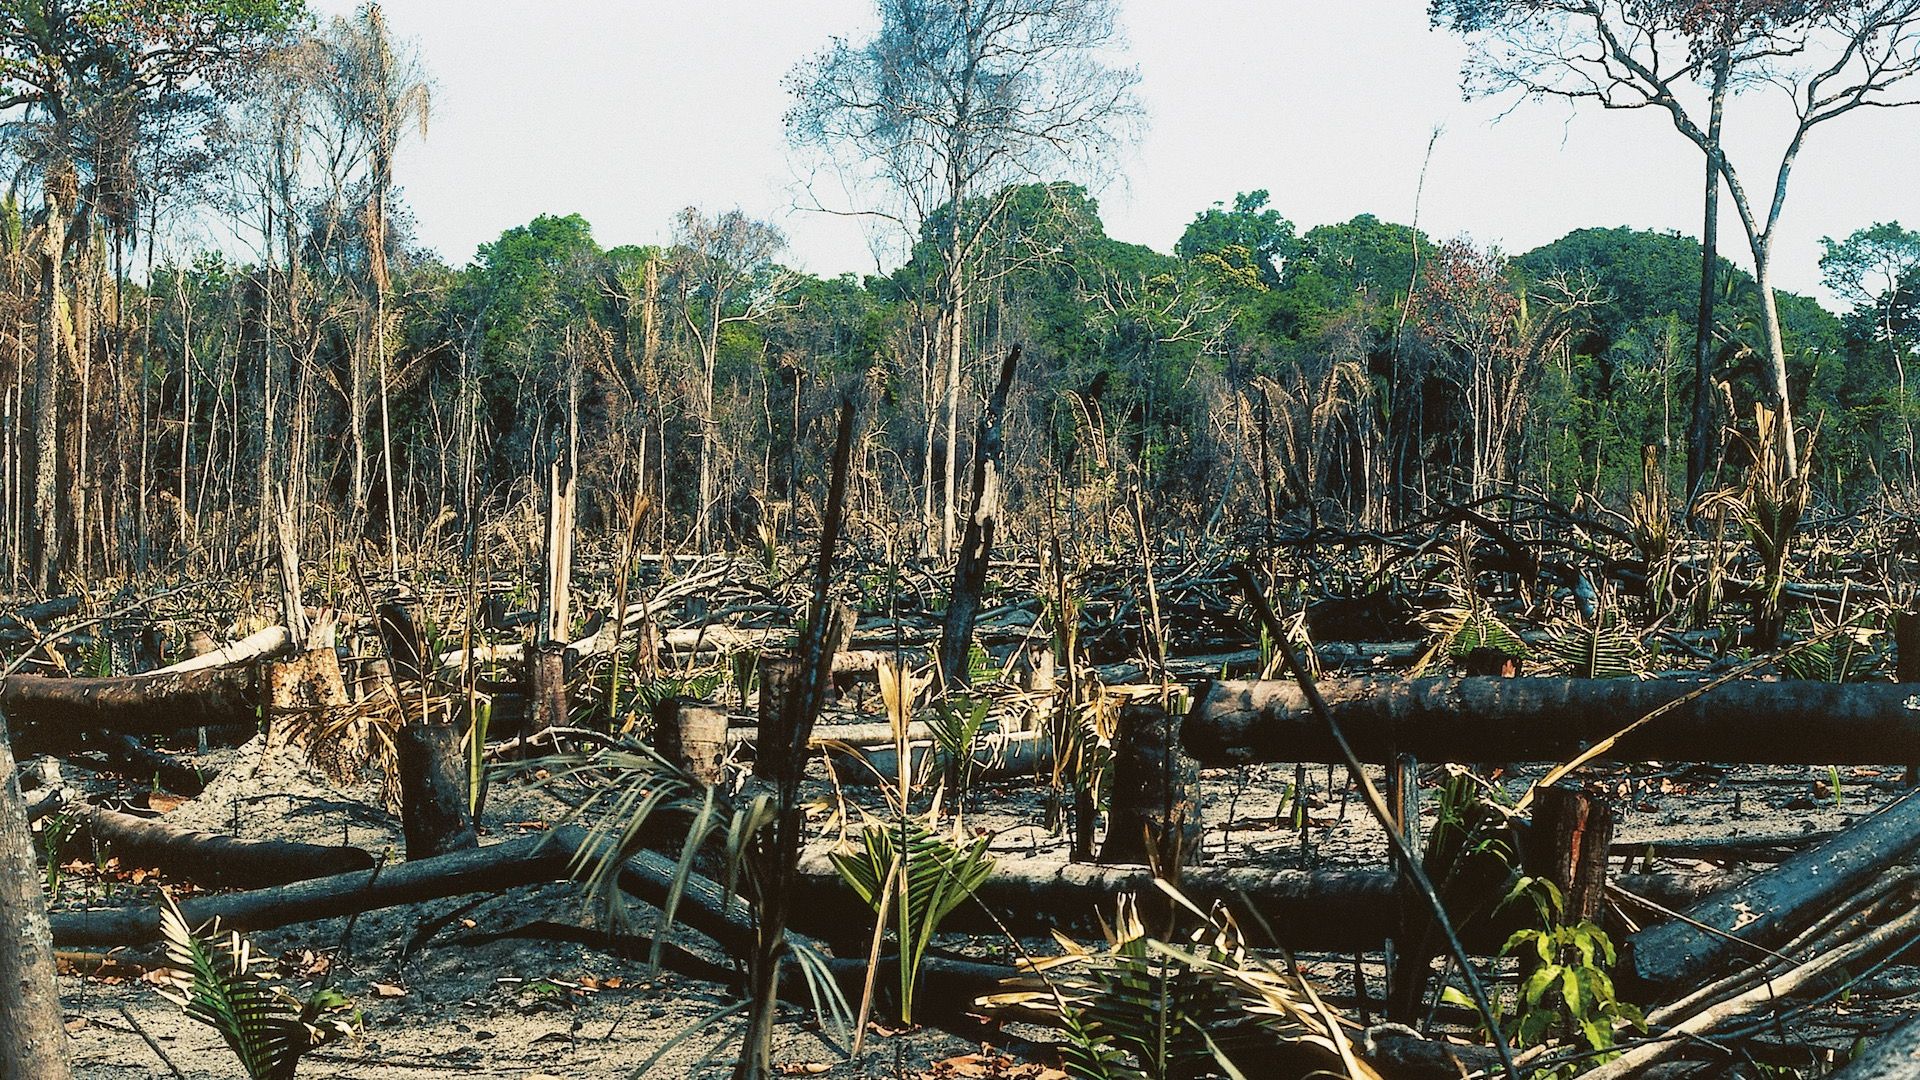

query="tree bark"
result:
[1833,1013,1920,1080]
[0,707,71,1078]
[937,345,1020,688]
[1185,676,1920,766]
[1525,784,1615,924]
[1688,47,1731,501]
[789,852,1734,953]
[653,697,728,784]
[1100,702,1203,868]
[2,665,263,741]
[1622,787,1920,999]
[395,722,477,859]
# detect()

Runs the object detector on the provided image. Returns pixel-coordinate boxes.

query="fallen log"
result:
[827,730,1051,787]
[791,853,1737,952]
[52,832,567,946]
[1185,676,1920,765]
[3,663,262,739]
[70,802,374,890]
[1833,1013,1920,1079]
[149,625,291,675]
[1622,787,1920,998]
[99,733,209,796]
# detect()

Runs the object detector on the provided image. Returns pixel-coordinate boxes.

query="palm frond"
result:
[1543,622,1645,680]
[154,893,354,1080]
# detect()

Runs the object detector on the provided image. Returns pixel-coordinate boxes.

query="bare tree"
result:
[668,208,793,553]
[1432,0,1920,478]
[319,2,430,575]
[786,0,1141,555]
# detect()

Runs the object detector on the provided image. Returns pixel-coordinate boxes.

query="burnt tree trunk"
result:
[654,697,727,784]
[0,707,71,1078]
[4,664,262,741]
[1186,677,1920,766]
[1899,609,1918,787]
[395,723,477,860]
[527,642,569,736]
[1100,703,1203,869]
[72,802,373,889]
[936,345,1020,689]
[1526,784,1615,924]
[1623,786,1920,999]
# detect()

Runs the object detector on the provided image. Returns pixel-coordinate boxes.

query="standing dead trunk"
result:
[1525,784,1615,925]
[1099,702,1203,869]
[1688,48,1731,501]
[653,697,728,784]
[0,707,73,1078]
[394,722,476,859]
[30,168,74,595]
[936,345,1020,688]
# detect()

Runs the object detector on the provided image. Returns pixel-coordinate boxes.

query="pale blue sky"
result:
[310,1,1920,301]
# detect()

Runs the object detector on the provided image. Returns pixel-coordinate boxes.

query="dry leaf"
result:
[372,982,408,998]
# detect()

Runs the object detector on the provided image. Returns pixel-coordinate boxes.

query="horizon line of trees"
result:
[1,0,1918,600]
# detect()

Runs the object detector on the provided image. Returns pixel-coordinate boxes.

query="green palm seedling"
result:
[153,893,356,1080]
[831,810,995,1024]
[928,692,994,808]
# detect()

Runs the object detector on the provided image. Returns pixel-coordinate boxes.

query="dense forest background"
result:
[4,1,1918,595]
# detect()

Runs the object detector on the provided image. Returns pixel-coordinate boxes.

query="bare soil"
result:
[48,703,1920,1079]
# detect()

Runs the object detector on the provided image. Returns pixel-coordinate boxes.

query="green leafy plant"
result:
[1699,405,1814,648]
[526,740,852,1068]
[1448,877,1645,1075]
[928,693,994,805]
[830,811,995,1024]
[37,809,80,898]
[153,893,357,1080]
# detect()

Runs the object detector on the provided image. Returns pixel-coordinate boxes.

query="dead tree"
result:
[937,344,1020,688]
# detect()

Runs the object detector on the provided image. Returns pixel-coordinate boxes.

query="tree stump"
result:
[1100,702,1204,869]
[1526,783,1615,924]
[753,655,801,782]
[395,722,478,859]
[265,647,352,778]
[527,641,569,735]
[376,597,427,683]
[654,696,728,784]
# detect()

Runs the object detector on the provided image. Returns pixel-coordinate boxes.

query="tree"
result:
[1431,0,1920,480]
[1821,221,1920,482]
[0,0,305,590]
[318,1,429,574]
[1175,190,1298,288]
[667,207,792,552]
[786,0,1141,555]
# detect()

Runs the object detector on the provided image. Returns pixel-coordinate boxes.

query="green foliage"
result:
[1449,877,1645,1074]
[928,693,994,803]
[154,893,356,1080]
[830,812,995,1024]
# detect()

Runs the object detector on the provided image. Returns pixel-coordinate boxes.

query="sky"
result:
[305,0,1920,303]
